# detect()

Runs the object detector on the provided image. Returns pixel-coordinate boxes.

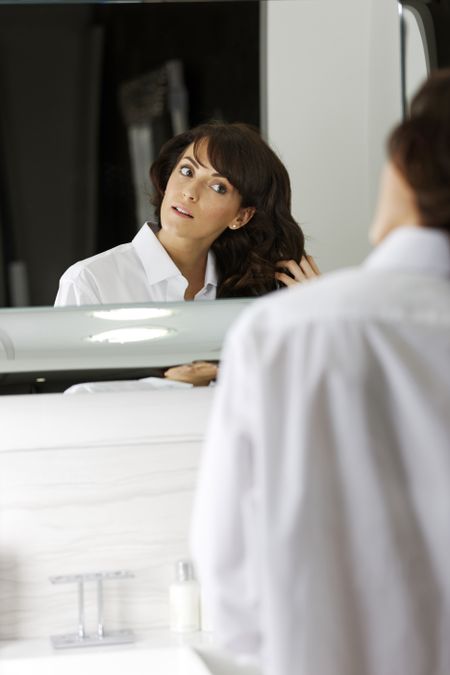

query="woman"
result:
[55,122,318,306]
[190,70,450,675]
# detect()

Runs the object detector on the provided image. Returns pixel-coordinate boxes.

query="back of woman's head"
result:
[150,122,304,297]
[388,68,450,233]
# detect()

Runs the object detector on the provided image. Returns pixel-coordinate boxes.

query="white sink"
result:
[0,632,261,675]
[1,646,181,675]
[0,631,208,675]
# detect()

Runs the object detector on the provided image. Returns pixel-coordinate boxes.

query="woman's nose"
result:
[182,184,198,201]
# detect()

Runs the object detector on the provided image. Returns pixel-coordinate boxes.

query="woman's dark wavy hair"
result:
[388,68,450,234]
[149,122,305,297]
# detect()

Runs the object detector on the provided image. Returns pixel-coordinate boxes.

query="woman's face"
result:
[159,139,254,248]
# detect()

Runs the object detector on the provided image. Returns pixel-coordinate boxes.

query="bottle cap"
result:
[175,559,195,582]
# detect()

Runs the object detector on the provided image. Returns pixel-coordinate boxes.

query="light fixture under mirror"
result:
[0,298,251,394]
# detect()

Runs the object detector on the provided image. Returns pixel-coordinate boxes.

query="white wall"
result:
[264,0,402,272]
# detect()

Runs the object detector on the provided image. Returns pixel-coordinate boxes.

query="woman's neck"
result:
[157,230,209,299]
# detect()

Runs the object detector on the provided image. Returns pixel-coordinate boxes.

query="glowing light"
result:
[90,308,174,321]
[86,327,174,344]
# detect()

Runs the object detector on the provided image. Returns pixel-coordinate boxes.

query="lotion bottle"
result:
[169,559,200,632]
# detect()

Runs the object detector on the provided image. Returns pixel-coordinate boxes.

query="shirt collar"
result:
[132,222,218,289]
[364,226,450,279]
[204,247,218,289]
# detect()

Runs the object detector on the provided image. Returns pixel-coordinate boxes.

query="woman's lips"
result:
[172,205,193,218]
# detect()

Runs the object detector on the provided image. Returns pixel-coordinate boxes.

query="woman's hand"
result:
[275,254,320,287]
[164,361,219,387]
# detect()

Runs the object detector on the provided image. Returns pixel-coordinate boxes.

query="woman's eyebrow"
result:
[184,154,229,181]
[183,155,200,168]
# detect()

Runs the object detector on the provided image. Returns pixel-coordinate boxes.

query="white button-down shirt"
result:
[191,226,450,675]
[54,223,218,305]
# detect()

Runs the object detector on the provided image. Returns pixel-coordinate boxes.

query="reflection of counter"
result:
[0,388,213,641]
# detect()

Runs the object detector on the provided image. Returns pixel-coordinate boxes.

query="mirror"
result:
[3,0,446,389]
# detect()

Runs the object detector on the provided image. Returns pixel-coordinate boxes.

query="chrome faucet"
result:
[49,570,135,649]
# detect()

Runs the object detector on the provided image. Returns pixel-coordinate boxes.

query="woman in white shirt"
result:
[55,122,318,306]
[191,71,450,675]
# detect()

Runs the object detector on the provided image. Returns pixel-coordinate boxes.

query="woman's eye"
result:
[211,183,227,195]
[180,165,193,177]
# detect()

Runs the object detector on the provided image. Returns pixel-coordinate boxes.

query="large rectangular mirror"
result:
[2,0,449,389]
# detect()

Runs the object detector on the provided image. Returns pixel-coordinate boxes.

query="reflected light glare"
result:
[86,327,174,344]
[90,308,174,321]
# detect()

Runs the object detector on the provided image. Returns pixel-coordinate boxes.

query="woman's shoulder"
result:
[60,241,136,283]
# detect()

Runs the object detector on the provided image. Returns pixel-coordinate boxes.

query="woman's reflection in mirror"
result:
[54,122,319,306]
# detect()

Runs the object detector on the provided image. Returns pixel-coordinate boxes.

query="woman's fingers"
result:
[298,254,320,279]
[275,255,321,286]
[164,361,218,386]
[274,270,299,287]
[302,254,321,276]
[275,259,305,286]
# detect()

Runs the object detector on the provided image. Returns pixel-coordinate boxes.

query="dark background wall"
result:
[427,0,450,66]
[95,1,260,253]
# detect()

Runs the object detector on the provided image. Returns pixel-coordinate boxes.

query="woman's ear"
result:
[229,206,256,230]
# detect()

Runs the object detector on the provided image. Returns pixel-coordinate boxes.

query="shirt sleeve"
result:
[54,273,101,306]
[190,318,262,659]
